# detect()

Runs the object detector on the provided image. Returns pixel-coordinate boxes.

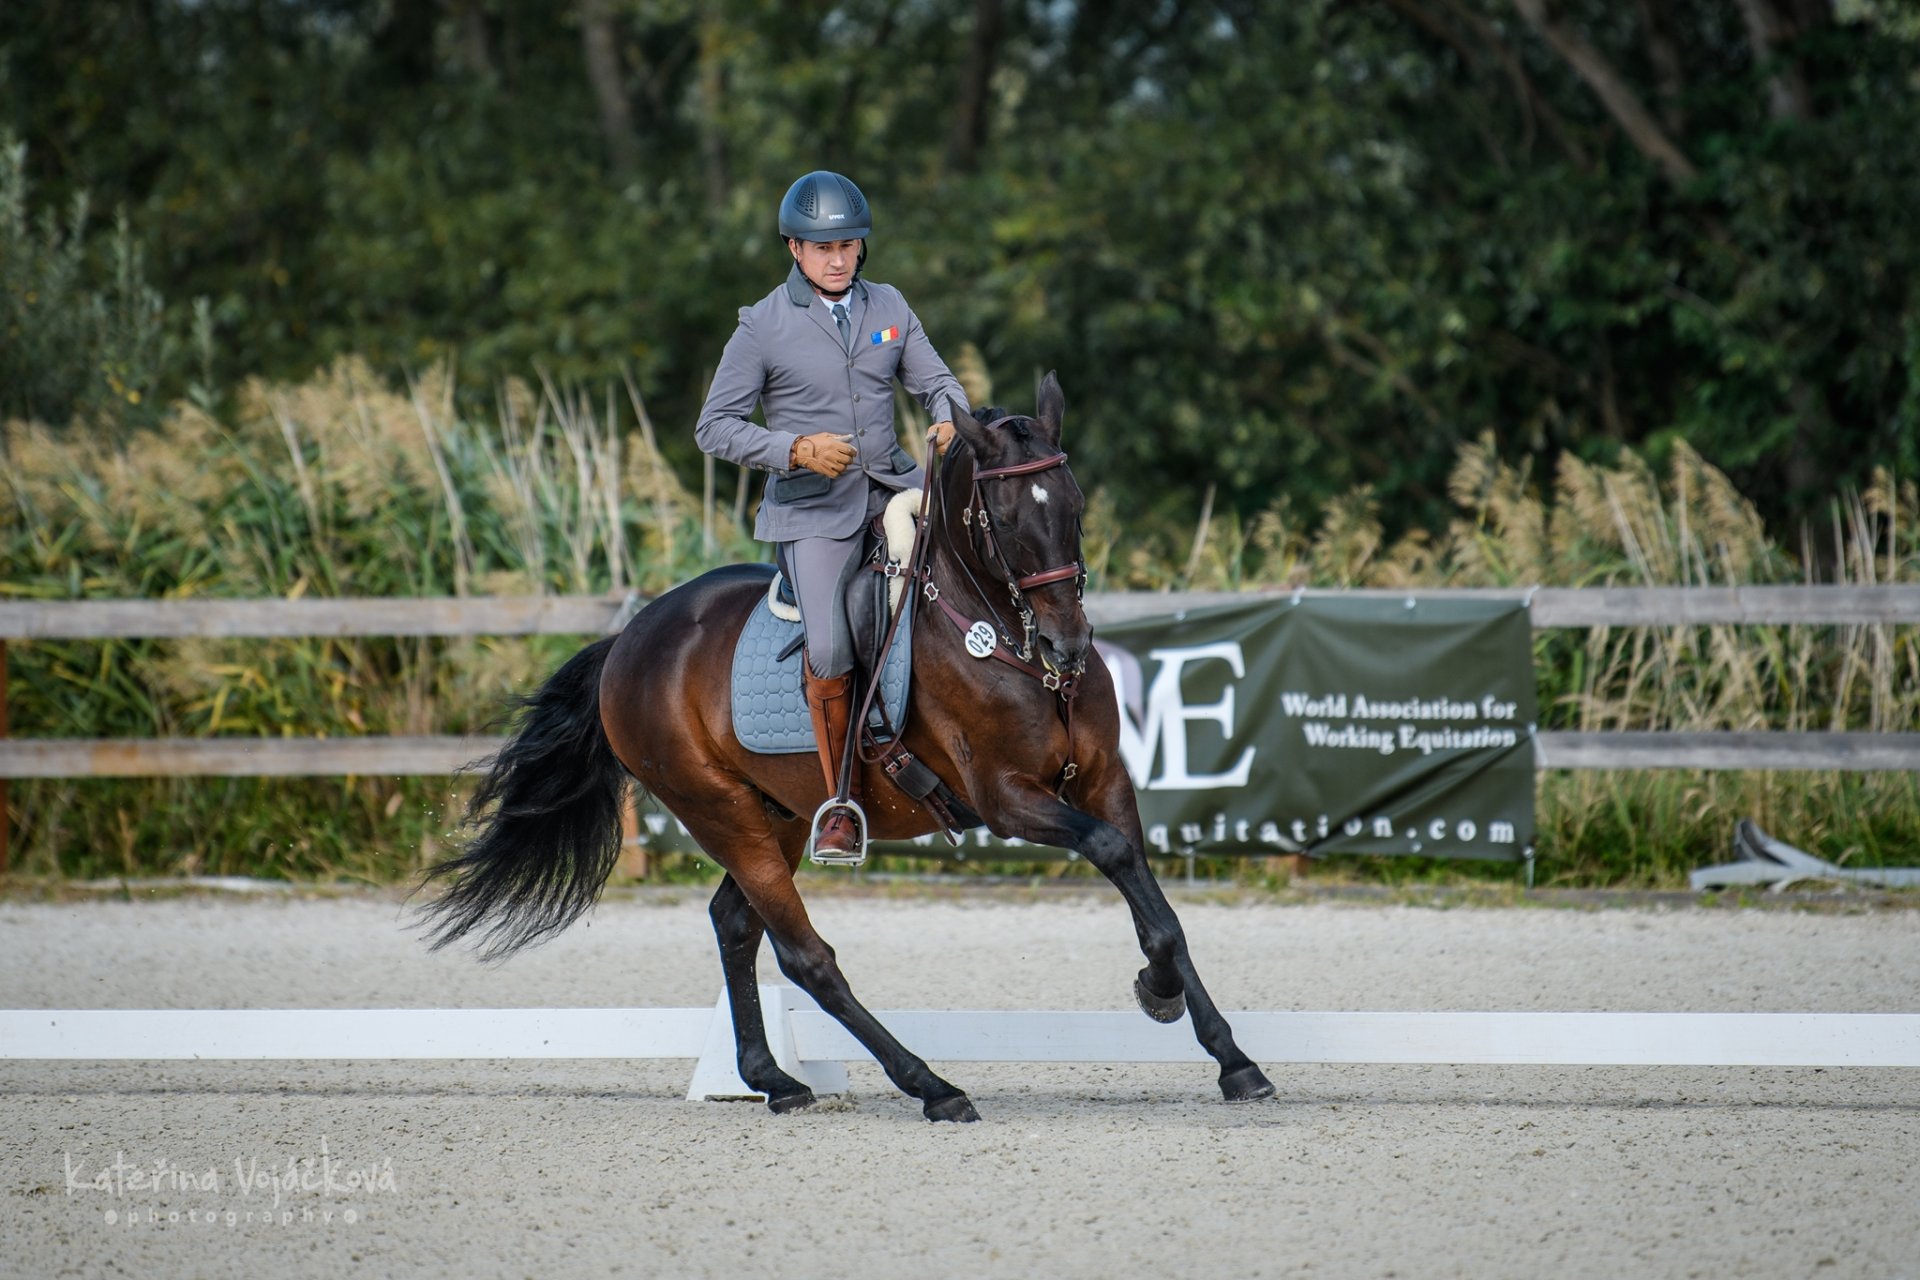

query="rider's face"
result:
[789,237,862,295]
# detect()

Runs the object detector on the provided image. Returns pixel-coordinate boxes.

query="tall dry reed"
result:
[1,358,754,880]
[4,378,1913,884]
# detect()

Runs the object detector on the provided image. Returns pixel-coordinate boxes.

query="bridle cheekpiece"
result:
[946,415,1088,675]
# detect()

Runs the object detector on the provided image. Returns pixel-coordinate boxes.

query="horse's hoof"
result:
[1219,1063,1276,1103]
[1134,971,1187,1024]
[766,1087,817,1115]
[923,1093,981,1123]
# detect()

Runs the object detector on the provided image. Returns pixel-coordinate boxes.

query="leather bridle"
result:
[937,415,1087,676]
[917,416,1090,793]
[851,414,1094,826]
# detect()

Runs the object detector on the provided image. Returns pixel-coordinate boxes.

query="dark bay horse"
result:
[416,372,1274,1121]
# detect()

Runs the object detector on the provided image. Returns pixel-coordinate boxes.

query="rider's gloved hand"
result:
[791,433,856,477]
[929,421,955,456]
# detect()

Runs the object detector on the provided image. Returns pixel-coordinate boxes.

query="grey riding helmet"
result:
[779,170,870,274]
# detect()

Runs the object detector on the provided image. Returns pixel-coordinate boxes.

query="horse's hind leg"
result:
[709,873,815,1113]
[677,802,979,1122]
[756,882,981,1123]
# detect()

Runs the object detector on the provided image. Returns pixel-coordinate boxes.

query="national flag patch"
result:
[870,326,900,345]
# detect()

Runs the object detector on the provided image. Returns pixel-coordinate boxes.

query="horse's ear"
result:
[949,396,996,457]
[1035,370,1065,442]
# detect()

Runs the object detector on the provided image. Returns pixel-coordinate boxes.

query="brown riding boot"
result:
[803,668,864,858]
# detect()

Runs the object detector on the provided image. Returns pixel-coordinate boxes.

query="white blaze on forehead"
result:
[1031,483,1050,504]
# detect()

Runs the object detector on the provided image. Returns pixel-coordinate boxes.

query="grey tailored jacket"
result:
[695,265,971,542]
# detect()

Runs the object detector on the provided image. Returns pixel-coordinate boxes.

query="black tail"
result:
[414,636,628,961]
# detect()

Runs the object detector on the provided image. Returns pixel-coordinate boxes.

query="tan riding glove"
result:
[790,433,856,477]
[929,421,955,456]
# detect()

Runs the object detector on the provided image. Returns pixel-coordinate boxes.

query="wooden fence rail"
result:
[5,584,1920,638]
[3,587,1918,872]
[3,732,1919,781]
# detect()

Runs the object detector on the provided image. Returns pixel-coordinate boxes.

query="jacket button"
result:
[852,394,861,402]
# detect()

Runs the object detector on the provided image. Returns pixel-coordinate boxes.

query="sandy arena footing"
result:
[2,891,1917,1279]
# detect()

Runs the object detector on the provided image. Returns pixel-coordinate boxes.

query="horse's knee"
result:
[1139,922,1181,971]
[1075,821,1134,872]
[709,882,761,950]
[771,936,840,992]
[708,878,745,929]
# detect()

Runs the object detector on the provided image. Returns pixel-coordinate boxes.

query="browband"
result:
[969,415,1067,482]
[975,451,1069,480]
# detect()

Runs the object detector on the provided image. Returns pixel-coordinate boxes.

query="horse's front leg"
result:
[995,778,1276,1103]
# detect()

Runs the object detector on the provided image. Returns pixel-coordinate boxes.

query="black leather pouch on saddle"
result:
[767,467,833,504]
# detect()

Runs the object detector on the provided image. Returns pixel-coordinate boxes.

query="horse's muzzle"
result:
[1036,631,1091,680]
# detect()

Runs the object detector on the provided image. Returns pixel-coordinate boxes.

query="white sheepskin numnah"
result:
[766,574,801,622]
[882,488,923,612]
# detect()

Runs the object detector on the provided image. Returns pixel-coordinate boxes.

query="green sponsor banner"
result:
[633,596,1536,863]
[1097,596,1536,861]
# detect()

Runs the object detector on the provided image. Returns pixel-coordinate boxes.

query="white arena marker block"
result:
[787,1011,1920,1069]
[0,1008,713,1060]
[685,986,849,1103]
[4,1007,1918,1073]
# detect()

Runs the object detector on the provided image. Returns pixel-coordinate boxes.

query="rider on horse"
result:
[694,170,970,859]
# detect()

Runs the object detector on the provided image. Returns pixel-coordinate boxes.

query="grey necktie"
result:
[832,302,851,352]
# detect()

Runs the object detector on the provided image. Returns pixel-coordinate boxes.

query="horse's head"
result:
[943,371,1092,679]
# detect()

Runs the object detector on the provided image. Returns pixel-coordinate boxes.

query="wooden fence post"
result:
[1263,854,1309,882]
[617,790,649,881]
[1,639,9,877]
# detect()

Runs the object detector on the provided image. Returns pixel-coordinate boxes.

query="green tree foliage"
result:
[3,0,1917,532]
[0,135,187,425]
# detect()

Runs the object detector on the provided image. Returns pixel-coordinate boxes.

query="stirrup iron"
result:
[805,796,870,867]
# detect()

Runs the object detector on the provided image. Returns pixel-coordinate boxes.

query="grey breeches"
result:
[778,483,890,678]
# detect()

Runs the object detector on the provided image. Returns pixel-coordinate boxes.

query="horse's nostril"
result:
[1040,633,1089,672]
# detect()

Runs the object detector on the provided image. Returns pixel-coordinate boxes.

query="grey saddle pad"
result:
[731,593,914,755]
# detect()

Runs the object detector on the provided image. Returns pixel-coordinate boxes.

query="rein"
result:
[856,416,1089,807]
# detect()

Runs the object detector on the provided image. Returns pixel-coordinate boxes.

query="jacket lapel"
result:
[786,265,868,354]
[787,265,849,353]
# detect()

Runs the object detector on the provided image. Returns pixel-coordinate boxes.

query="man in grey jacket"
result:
[694,169,971,858]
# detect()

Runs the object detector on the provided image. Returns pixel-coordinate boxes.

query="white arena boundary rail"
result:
[5,989,1920,1100]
